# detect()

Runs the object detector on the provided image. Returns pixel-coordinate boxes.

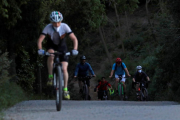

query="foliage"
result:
[0,81,27,111]
[16,47,36,93]
[167,0,180,27]
[0,0,28,28]
[0,52,11,84]
[0,51,27,112]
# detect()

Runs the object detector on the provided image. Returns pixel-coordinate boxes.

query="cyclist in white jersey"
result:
[37,11,78,100]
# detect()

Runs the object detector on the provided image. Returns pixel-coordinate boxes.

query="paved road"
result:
[2,100,180,120]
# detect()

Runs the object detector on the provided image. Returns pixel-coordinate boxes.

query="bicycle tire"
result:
[55,66,63,111]
[118,84,123,100]
[84,84,88,100]
[53,64,56,89]
[143,88,148,101]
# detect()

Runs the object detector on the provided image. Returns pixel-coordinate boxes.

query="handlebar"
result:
[134,81,151,84]
[77,76,94,80]
[45,51,71,56]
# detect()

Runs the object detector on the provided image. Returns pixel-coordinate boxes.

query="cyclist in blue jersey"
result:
[109,58,131,98]
[37,11,78,100]
[74,55,96,99]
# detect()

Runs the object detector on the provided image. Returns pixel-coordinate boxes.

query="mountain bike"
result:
[78,76,92,100]
[45,51,70,111]
[135,81,148,101]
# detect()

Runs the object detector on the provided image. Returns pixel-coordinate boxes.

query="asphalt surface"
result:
[2,100,180,120]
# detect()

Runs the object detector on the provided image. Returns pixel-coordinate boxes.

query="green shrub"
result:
[0,81,27,111]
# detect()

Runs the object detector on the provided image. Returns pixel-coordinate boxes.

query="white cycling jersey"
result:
[42,23,72,45]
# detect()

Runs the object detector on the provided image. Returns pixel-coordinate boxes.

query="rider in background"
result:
[109,58,131,98]
[97,77,113,100]
[74,55,96,100]
[132,65,150,91]
[37,11,78,100]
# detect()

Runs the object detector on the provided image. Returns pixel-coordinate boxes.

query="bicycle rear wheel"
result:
[55,66,63,111]
[118,84,123,100]
[142,88,148,101]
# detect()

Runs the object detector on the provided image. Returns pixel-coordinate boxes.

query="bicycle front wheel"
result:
[83,85,88,100]
[55,66,63,111]
[118,84,123,100]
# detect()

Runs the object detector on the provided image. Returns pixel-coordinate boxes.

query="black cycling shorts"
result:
[46,39,69,62]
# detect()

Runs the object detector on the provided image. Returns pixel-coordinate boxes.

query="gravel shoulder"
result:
[2,100,180,120]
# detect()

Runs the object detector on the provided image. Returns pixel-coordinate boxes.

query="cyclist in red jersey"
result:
[97,77,113,100]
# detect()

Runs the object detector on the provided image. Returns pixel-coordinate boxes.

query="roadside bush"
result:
[0,51,27,112]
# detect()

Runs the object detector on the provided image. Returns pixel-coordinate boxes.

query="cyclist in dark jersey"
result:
[132,65,150,91]
[74,55,96,100]
[37,11,78,100]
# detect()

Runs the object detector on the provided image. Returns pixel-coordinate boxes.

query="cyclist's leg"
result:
[121,75,126,95]
[46,40,57,80]
[121,75,126,91]
[47,49,54,85]
[97,91,101,100]
[115,74,119,92]
[61,61,70,99]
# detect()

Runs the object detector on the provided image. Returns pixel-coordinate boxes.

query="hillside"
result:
[69,5,154,100]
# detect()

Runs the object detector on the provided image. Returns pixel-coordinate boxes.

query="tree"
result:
[107,0,139,55]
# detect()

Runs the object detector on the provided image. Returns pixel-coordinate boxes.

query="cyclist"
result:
[109,58,131,99]
[74,55,96,100]
[37,11,78,100]
[97,77,113,100]
[132,65,150,91]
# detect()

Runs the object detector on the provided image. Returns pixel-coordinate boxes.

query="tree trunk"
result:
[113,0,125,56]
[99,27,113,67]
[146,0,157,41]
[146,0,152,26]
[125,11,130,37]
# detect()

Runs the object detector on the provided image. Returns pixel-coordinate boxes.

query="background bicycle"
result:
[77,76,92,100]
[134,81,149,101]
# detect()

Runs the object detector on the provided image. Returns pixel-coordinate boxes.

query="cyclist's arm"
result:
[87,64,95,76]
[37,34,46,49]
[132,78,135,82]
[69,33,78,50]
[109,70,114,77]
[124,68,131,76]
[107,83,112,89]
[74,64,79,77]
[147,76,150,81]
